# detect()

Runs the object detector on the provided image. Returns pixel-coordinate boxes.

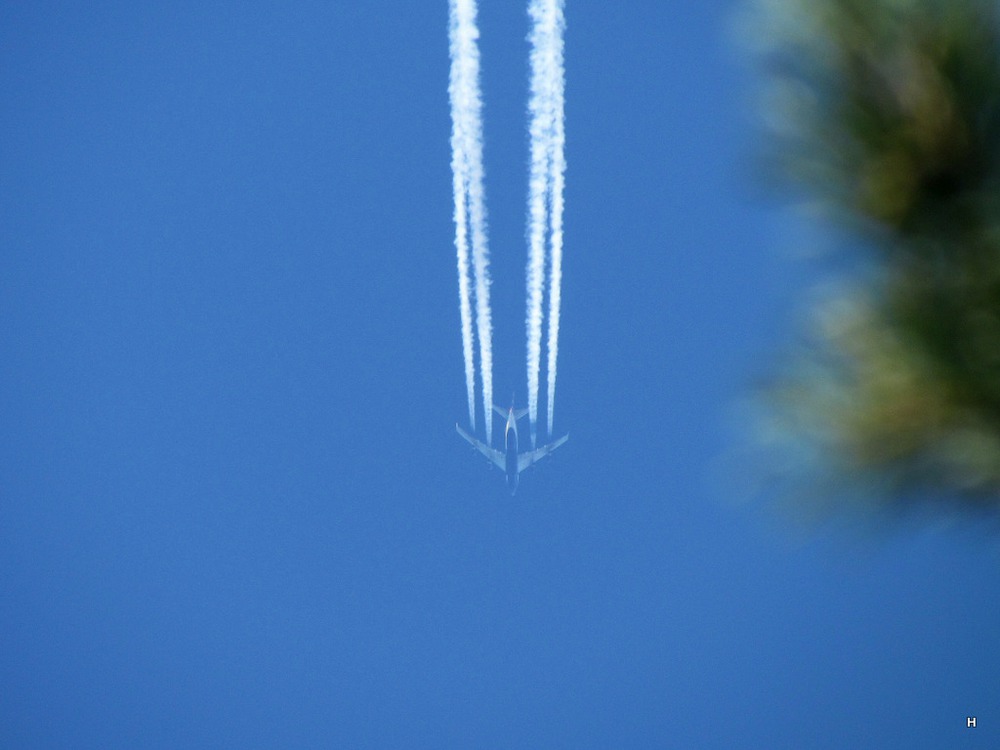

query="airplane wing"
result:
[456,423,505,470]
[517,433,568,473]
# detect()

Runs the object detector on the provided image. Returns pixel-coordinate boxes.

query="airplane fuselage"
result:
[504,408,519,494]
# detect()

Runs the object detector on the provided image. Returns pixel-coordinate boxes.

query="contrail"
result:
[526,0,553,448]
[449,0,493,444]
[452,173,475,429]
[449,0,476,429]
[545,0,565,439]
[545,100,564,439]
[526,0,565,444]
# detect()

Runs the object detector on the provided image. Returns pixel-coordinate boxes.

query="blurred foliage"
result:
[745,0,1000,512]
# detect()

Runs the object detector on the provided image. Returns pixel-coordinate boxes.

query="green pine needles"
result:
[749,0,1000,512]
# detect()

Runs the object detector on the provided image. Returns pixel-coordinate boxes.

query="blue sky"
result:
[2,1,998,747]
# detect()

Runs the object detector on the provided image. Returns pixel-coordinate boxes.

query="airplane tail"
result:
[493,404,530,422]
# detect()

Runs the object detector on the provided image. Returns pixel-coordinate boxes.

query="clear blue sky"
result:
[1,1,997,747]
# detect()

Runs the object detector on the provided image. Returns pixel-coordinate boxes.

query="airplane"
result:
[456,396,568,494]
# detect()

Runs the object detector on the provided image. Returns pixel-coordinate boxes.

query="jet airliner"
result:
[456,397,568,494]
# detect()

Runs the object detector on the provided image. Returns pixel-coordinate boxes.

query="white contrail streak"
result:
[526,0,553,447]
[449,0,493,444]
[545,0,565,439]
[452,176,475,430]
[526,0,565,444]
[449,0,476,429]
[545,101,564,439]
